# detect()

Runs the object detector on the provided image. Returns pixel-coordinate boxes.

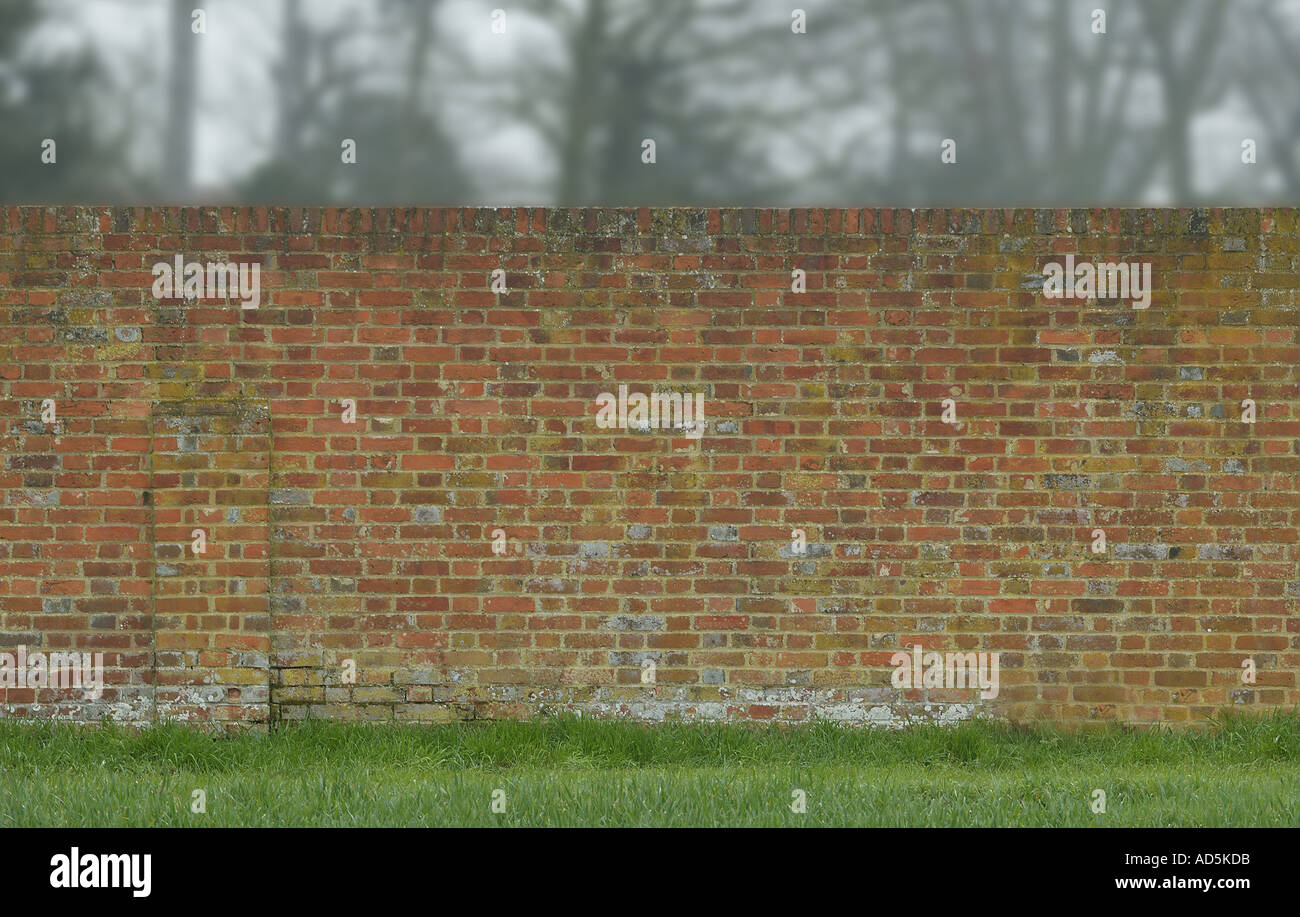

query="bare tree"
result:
[165,0,197,198]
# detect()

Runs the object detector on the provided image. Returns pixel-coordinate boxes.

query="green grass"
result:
[2,711,1297,827]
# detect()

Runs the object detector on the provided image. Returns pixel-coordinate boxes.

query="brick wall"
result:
[2,206,1297,727]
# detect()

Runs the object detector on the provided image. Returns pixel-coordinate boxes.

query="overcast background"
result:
[3,0,1300,205]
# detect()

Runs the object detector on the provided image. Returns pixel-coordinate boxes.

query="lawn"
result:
[1,712,1297,827]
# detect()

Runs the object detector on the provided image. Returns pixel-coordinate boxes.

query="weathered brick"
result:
[0,206,1295,729]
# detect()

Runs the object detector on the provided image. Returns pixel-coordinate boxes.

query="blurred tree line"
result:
[2,0,1299,205]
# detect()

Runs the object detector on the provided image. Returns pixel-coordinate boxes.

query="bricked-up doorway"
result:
[150,401,271,724]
